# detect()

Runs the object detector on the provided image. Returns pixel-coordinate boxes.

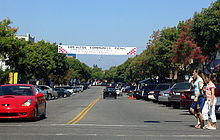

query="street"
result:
[0,86,220,140]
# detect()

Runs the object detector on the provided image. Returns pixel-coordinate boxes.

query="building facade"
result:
[15,33,35,42]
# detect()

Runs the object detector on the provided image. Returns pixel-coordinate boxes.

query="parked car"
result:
[55,86,74,94]
[35,87,48,100]
[0,84,46,121]
[103,87,117,99]
[152,83,173,102]
[72,86,80,93]
[142,84,158,100]
[76,85,84,92]
[180,89,195,112]
[37,85,58,100]
[133,89,143,99]
[115,88,122,96]
[158,88,173,106]
[168,82,191,109]
[214,85,220,116]
[125,86,136,96]
[148,90,156,100]
[54,88,71,98]
[121,86,130,92]
[80,83,89,90]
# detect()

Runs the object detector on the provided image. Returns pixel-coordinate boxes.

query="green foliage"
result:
[191,0,220,72]
[66,57,91,83]
[0,68,9,84]
[91,65,104,80]
[0,18,93,84]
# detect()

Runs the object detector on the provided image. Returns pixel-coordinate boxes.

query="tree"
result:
[191,0,220,73]
[20,41,56,81]
[49,44,69,84]
[66,57,91,83]
[171,20,206,77]
[91,65,104,80]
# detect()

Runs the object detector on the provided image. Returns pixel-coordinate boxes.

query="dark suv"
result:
[142,84,158,100]
[103,87,117,99]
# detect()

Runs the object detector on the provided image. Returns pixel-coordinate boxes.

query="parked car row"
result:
[125,82,220,115]
[36,83,92,100]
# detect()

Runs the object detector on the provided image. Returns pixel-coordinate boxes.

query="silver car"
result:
[37,85,58,100]
[158,88,172,106]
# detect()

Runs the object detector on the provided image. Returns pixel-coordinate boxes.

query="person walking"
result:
[190,68,205,129]
[202,74,217,130]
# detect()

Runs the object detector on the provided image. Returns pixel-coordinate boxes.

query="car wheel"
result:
[166,103,171,107]
[63,94,67,98]
[47,94,52,100]
[173,103,180,109]
[32,106,39,121]
[41,105,47,119]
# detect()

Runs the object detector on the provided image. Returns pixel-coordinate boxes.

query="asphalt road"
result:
[0,86,220,140]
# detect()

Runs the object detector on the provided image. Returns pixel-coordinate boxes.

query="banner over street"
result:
[58,45,136,55]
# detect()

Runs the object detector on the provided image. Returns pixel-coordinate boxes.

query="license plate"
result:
[191,95,195,99]
[164,94,169,96]
[175,93,181,95]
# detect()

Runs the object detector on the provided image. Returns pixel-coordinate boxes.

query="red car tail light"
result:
[181,93,186,99]
[169,91,172,96]
[159,93,162,96]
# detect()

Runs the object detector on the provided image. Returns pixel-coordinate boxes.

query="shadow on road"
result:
[0,117,47,123]
[144,121,160,123]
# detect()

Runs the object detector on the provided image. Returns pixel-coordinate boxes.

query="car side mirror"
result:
[36,93,44,98]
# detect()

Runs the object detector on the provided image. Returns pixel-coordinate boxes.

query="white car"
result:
[121,86,130,92]
[115,88,122,96]
[148,91,155,100]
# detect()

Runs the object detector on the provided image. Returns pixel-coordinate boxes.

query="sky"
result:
[0,0,215,70]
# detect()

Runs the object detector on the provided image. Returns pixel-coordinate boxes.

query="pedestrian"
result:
[190,68,205,129]
[202,74,217,130]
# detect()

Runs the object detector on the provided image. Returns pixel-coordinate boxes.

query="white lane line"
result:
[0,133,219,137]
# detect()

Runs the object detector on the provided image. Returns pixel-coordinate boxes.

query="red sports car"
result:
[0,84,46,121]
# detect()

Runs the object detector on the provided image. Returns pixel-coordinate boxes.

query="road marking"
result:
[67,94,102,125]
[0,133,220,137]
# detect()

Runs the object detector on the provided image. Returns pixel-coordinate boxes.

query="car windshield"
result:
[54,88,63,91]
[0,86,33,96]
[59,87,72,89]
[105,88,115,92]
[155,84,170,90]
[173,83,190,90]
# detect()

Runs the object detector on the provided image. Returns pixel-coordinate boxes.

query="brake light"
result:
[159,93,162,96]
[169,91,172,96]
[181,93,186,99]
